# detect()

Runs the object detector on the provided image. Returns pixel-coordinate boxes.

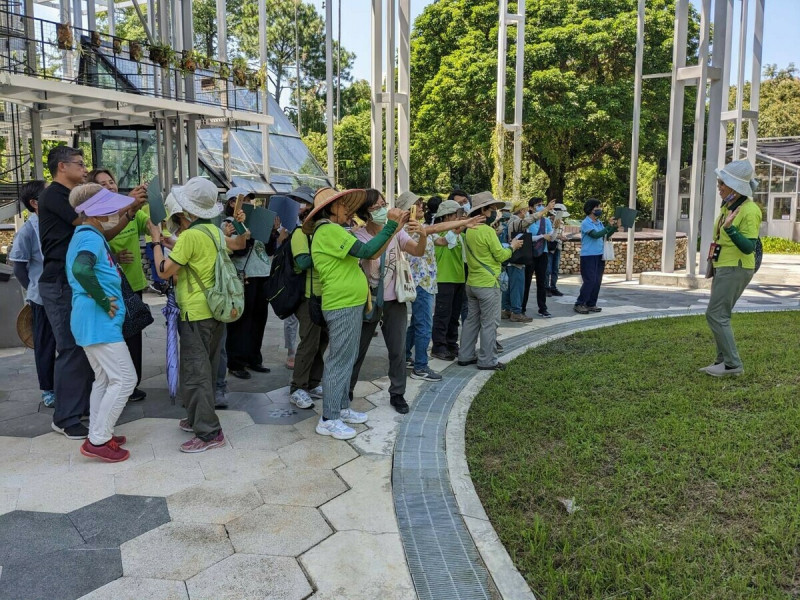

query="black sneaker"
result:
[51,421,89,440]
[574,304,589,314]
[478,362,506,371]
[229,369,251,380]
[390,395,409,414]
[588,306,602,313]
[457,358,478,366]
[248,364,271,373]
[546,289,554,297]
[539,310,552,318]
[551,288,564,297]
[129,388,147,402]
[431,350,456,361]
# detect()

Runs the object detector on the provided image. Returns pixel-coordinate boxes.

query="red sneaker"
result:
[80,439,130,463]
[111,435,127,445]
[179,431,225,453]
[178,418,193,432]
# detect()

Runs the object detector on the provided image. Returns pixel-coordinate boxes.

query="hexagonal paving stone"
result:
[253,468,347,507]
[186,554,312,600]
[14,470,116,513]
[277,437,358,470]
[0,412,54,437]
[121,522,233,580]
[0,547,122,600]
[78,576,189,600]
[114,458,204,497]
[0,510,84,565]
[227,423,303,452]
[227,504,332,556]
[199,449,284,485]
[68,495,170,548]
[301,531,415,600]
[167,481,263,524]
[0,487,19,515]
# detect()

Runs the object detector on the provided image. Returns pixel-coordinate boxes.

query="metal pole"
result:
[295,0,301,137]
[699,0,732,274]
[259,0,270,184]
[661,0,689,273]
[732,0,749,158]
[385,0,396,204]
[337,0,341,124]
[182,0,197,179]
[747,0,764,165]
[108,0,115,36]
[511,0,525,204]
[686,0,711,277]
[397,0,410,194]
[216,0,230,184]
[370,0,383,193]
[626,0,645,282]
[495,0,508,198]
[325,0,334,180]
[88,0,96,31]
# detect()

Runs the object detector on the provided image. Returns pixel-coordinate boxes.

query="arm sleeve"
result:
[586,224,617,239]
[347,221,398,258]
[294,254,312,270]
[723,226,756,254]
[13,261,30,289]
[72,251,111,312]
[265,230,279,255]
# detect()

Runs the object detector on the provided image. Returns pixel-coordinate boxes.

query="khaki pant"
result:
[705,266,753,369]
[291,297,328,393]
[179,318,224,440]
[459,285,501,368]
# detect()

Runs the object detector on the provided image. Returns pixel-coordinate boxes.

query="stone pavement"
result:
[0,255,797,599]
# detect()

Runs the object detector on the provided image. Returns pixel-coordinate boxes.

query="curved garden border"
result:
[393,304,800,600]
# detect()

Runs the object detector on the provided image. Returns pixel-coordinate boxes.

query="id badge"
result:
[707,243,721,261]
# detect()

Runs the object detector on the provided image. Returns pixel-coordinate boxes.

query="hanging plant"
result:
[129,40,143,62]
[232,57,248,87]
[218,62,230,80]
[112,37,122,54]
[247,66,267,92]
[148,44,174,69]
[179,50,198,74]
[198,54,212,70]
[90,30,101,48]
[56,23,73,50]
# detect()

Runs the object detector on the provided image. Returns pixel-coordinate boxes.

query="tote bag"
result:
[602,240,615,261]
[395,249,417,303]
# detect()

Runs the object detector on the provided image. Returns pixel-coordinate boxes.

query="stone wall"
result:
[559,236,687,274]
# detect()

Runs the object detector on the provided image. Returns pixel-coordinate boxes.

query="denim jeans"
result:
[406,287,434,370]
[546,249,561,289]
[502,265,525,314]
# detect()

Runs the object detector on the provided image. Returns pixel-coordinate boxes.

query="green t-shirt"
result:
[464,224,512,288]
[290,228,321,298]
[310,223,367,311]
[434,233,466,284]
[714,199,761,269]
[108,210,149,292]
[169,223,223,321]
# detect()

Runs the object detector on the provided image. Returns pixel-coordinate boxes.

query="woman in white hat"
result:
[701,159,762,377]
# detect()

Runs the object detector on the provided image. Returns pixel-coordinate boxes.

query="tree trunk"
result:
[544,167,566,203]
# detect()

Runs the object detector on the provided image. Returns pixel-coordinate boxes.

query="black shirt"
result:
[38,181,78,283]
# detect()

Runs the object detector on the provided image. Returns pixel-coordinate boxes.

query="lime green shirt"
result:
[434,233,466,284]
[108,210,149,292]
[169,223,223,321]
[311,223,367,311]
[464,224,512,288]
[714,199,761,269]
[290,228,321,298]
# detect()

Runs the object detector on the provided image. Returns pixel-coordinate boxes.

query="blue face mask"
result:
[371,206,388,225]
[593,208,603,217]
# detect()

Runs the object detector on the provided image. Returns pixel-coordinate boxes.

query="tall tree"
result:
[729,64,800,139]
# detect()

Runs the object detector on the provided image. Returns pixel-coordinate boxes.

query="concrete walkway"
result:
[0,254,797,599]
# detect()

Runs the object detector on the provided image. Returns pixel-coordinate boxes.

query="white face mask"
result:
[102,214,120,230]
[462,202,471,213]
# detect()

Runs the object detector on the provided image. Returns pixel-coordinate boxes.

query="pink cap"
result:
[75,187,134,216]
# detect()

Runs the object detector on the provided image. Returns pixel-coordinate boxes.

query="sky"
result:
[309,0,798,85]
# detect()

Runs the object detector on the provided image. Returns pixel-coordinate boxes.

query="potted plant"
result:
[129,40,143,62]
[232,57,248,87]
[148,43,174,69]
[218,62,231,80]
[179,50,198,74]
[56,23,73,50]
[198,54,212,70]
[90,30,101,48]
[247,66,267,92]
[112,37,122,54]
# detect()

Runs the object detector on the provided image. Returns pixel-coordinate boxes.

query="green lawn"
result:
[466,312,800,600]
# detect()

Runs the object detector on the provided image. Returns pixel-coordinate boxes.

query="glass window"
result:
[784,167,798,194]
[755,161,771,193]
[770,164,785,193]
[752,193,768,222]
[680,197,690,219]
[772,197,792,221]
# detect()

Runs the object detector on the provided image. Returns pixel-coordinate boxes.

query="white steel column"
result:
[87,0,96,31]
[626,0,645,281]
[732,0,749,158]
[108,0,115,36]
[182,0,198,179]
[385,0,396,204]
[494,0,508,198]
[259,0,270,184]
[370,0,383,193]
[216,0,231,184]
[686,0,711,276]
[511,0,524,202]
[660,0,689,273]
[495,0,524,202]
[747,0,765,165]
[397,0,410,194]
[325,0,334,180]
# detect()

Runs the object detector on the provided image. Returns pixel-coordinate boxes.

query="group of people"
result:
[11,144,758,460]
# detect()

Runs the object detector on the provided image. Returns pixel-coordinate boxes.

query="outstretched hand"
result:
[724,207,740,228]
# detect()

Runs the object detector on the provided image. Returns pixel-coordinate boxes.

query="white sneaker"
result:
[315,418,356,440]
[290,389,315,409]
[309,386,324,399]
[340,408,368,424]
[697,362,721,373]
[705,362,743,377]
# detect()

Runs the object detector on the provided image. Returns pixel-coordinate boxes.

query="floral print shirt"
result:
[408,235,438,295]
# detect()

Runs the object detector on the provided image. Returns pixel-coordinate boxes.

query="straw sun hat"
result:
[16,304,34,349]
[468,191,506,216]
[302,187,368,234]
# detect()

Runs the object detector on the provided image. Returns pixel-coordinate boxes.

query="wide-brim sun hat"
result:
[395,191,422,211]
[552,203,570,217]
[225,186,255,202]
[511,199,527,213]
[286,185,316,206]
[715,159,759,198]
[74,187,134,217]
[302,187,367,234]
[16,304,34,349]
[164,190,183,221]
[468,191,506,216]
[434,199,463,219]
[173,177,222,219]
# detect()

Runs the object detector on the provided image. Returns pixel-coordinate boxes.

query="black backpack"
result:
[265,236,306,319]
